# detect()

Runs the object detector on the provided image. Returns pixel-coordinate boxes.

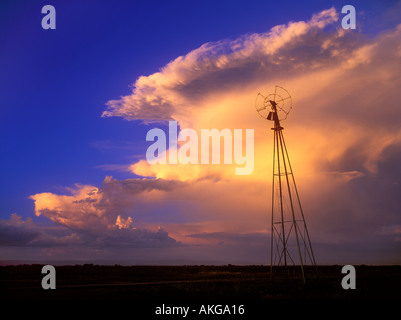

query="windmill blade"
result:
[257,92,266,99]
[275,96,291,103]
[257,106,267,111]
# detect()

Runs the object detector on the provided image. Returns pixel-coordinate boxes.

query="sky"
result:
[1,0,401,265]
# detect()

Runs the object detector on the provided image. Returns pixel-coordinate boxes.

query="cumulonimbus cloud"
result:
[13,6,401,263]
[98,6,401,263]
[102,8,342,123]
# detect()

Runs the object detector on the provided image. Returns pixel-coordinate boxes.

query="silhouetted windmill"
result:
[256,86,317,283]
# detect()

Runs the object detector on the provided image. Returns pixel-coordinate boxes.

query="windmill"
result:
[256,85,317,283]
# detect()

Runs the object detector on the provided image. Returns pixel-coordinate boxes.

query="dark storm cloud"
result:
[0,213,180,249]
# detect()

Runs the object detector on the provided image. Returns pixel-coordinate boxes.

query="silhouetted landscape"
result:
[1,264,400,301]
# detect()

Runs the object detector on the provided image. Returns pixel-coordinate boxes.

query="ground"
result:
[1,265,400,315]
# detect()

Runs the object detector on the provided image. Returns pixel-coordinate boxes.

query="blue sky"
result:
[1,1,401,264]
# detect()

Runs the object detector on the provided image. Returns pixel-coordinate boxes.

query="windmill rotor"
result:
[255,85,292,123]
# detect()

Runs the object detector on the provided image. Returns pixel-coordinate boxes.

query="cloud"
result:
[4,7,401,264]
[104,6,401,182]
[25,176,184,248]
[0,214,180,251]
[0,213,81,247]
[30,176,185,231]
[102,8,341,124]
[0,211,179,249]
[186,231,269,246]
[0,213,40,246]
[98,7,401,263]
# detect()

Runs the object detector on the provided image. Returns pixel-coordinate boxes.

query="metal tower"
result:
[256,86,317,283]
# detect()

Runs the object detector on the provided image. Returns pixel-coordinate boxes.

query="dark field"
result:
[1,264,400,302]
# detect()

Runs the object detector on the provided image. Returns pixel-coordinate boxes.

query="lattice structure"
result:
[256,86,317,283]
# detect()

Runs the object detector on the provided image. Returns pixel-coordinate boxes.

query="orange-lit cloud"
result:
[24,177,183,249]
[21,7,401,263]
[102,8,340,124]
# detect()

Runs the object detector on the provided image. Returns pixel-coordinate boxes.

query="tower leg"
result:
[269,126,317,283]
